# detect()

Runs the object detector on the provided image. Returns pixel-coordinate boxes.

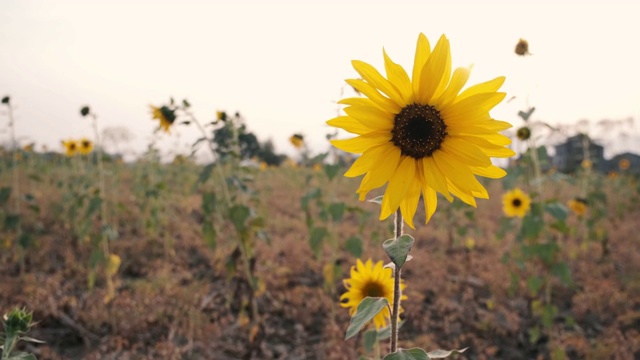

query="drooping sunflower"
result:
[289,134,304,149]
[327,34,515,228]
[619,158,630,171]
[150,105,177,133]
[502,187,531,218]
[78,138,94,155]
[340,259,406,330]
[567,198,588,217]
[62,140,78,157]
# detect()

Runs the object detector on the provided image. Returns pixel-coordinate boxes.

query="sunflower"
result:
[567,198,587,217]
[62,140,78,157]
[502,187,531,218]
[78,138,94,155]
[150,105,177,133]
[619,158,630,171]
[289,134,304,149]
[340,259,406,330]
[327,34,515,228]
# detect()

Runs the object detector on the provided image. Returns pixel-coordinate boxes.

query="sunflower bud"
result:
[515,38,529,56]
[105,254,121,277]
[1,96,10,104]
[516,126,531,140]
[80,106,91,117]
[217,111,227,122]
[3,308,33,336]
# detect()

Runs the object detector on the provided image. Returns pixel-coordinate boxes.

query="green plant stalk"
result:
[6,103,24,271]
[91,114,110,258]
[2,335,16,360]
[390,209,404,353]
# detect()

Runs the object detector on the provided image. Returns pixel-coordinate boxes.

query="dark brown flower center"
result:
[512,198,522,207]
[391,103,447,159]
[362,281,385,298]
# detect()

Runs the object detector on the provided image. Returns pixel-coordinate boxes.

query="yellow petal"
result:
[417,35,451,104]
[441,137,492,167]
[422,157,453,201]
[412,33,432,96]
[422,186,438,223]
[383,49,412,103]
[400,181,421,229]
[330,131,391,153]
[346,79,402,113]
[471,165,507,179]
[352,60,404,107]
[356,146,402,198]
[344,105,394,131]
[457,76,505,101]
[344,144,390,177]
[326,115,370,135]
[433,66,470,108]
[381,156,416,220]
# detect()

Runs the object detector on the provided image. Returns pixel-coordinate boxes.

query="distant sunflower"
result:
[62,140,78,157]
[340,259,406,330]
[327,33,515,228]
[289,134,304,149]
[78,138,94,155]
[567,198,587,217]
[502,188,531,218]
[150,105,176,133]
[23,143,35,153]
[619,158,630,171]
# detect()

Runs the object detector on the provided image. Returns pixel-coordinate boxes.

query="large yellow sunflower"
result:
[327,34,515,228]
[62,140,78,157]
[150,105,176,133]
[78,138,94,155]
[340,259,406,330]
[502,188,531,218]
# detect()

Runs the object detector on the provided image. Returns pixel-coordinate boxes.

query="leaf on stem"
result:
[345,297,389,340]
[383,234,414,269]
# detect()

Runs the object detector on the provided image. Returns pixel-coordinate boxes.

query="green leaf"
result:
[328,202,346,222]
[519,211,543,241]
[7,353,37,360]
[301,188,321,210]
[344,236,363,258]
[426,347,469,358]
[544,202,568,222]
[345,297,389,340]
[201,191,217,215]
[17,232,34,249]
[86,196,102,216]
[363,329,378,353]
[309,227,327,259]
[4,214,20,230]
[197,163,215,185]
[551,262,572,285]
[383,234,414,269]
[518,107,535,121]
[229,205,250,232]
[203,221,216,249]
[383,348,428,360]
[323,164,341,181]
[0,186,12,206]
[527,276,544,296]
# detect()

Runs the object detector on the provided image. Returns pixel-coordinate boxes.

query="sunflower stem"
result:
[390,209,403,353]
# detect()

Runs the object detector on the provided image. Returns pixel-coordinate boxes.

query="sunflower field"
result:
[1,34,640,360]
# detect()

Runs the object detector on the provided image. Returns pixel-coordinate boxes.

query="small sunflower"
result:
[502,187,531,218]
[515,38,530,56]
[23,143,35,153]
[62,140,78,157]
[289,134,304,149]
[567,198,587,217]
[150,105,177,133]
[581,159,593,169]
[327,33,515,228]
[340,259,406,330]
[78,138,94,155]
[516,126,531,141]
[216,111,227,122]
[619,158,630,170]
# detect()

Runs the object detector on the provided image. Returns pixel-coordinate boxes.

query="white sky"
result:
[1,0,639,160]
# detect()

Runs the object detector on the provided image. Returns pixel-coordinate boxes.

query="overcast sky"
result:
[1,0,639,160]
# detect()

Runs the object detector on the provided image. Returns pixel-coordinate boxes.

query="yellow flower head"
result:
[607,171,618,179]
[216,111,227,122]
[23,143,35,153]
[105,254,121,277]
[327,34,515,228]
[78,138,94,155]
[340,259,406,330]
[567,198,587,217]
[62,140,78,157]
[289,134,305,149]
[619,158,630,171]
[515,38,530,56]
[581,159,593,169]
[313,163,322,172]
[260,161,268,171]
[150,105,177,133]
[502,187,531,218]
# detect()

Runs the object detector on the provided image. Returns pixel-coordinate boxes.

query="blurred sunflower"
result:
[567,198,587,217]
[514,38,530,56]
[502,188,531,218]
[150,105,177,133]
[581,159,593,169]
[340,259,406,330]
[327,33,515,228]
[216,111,227,122]
[289,134,304,149]
[78,138,94,155]
[23,143,35,153]
[62,140,78,157]
[619,158,630,170]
